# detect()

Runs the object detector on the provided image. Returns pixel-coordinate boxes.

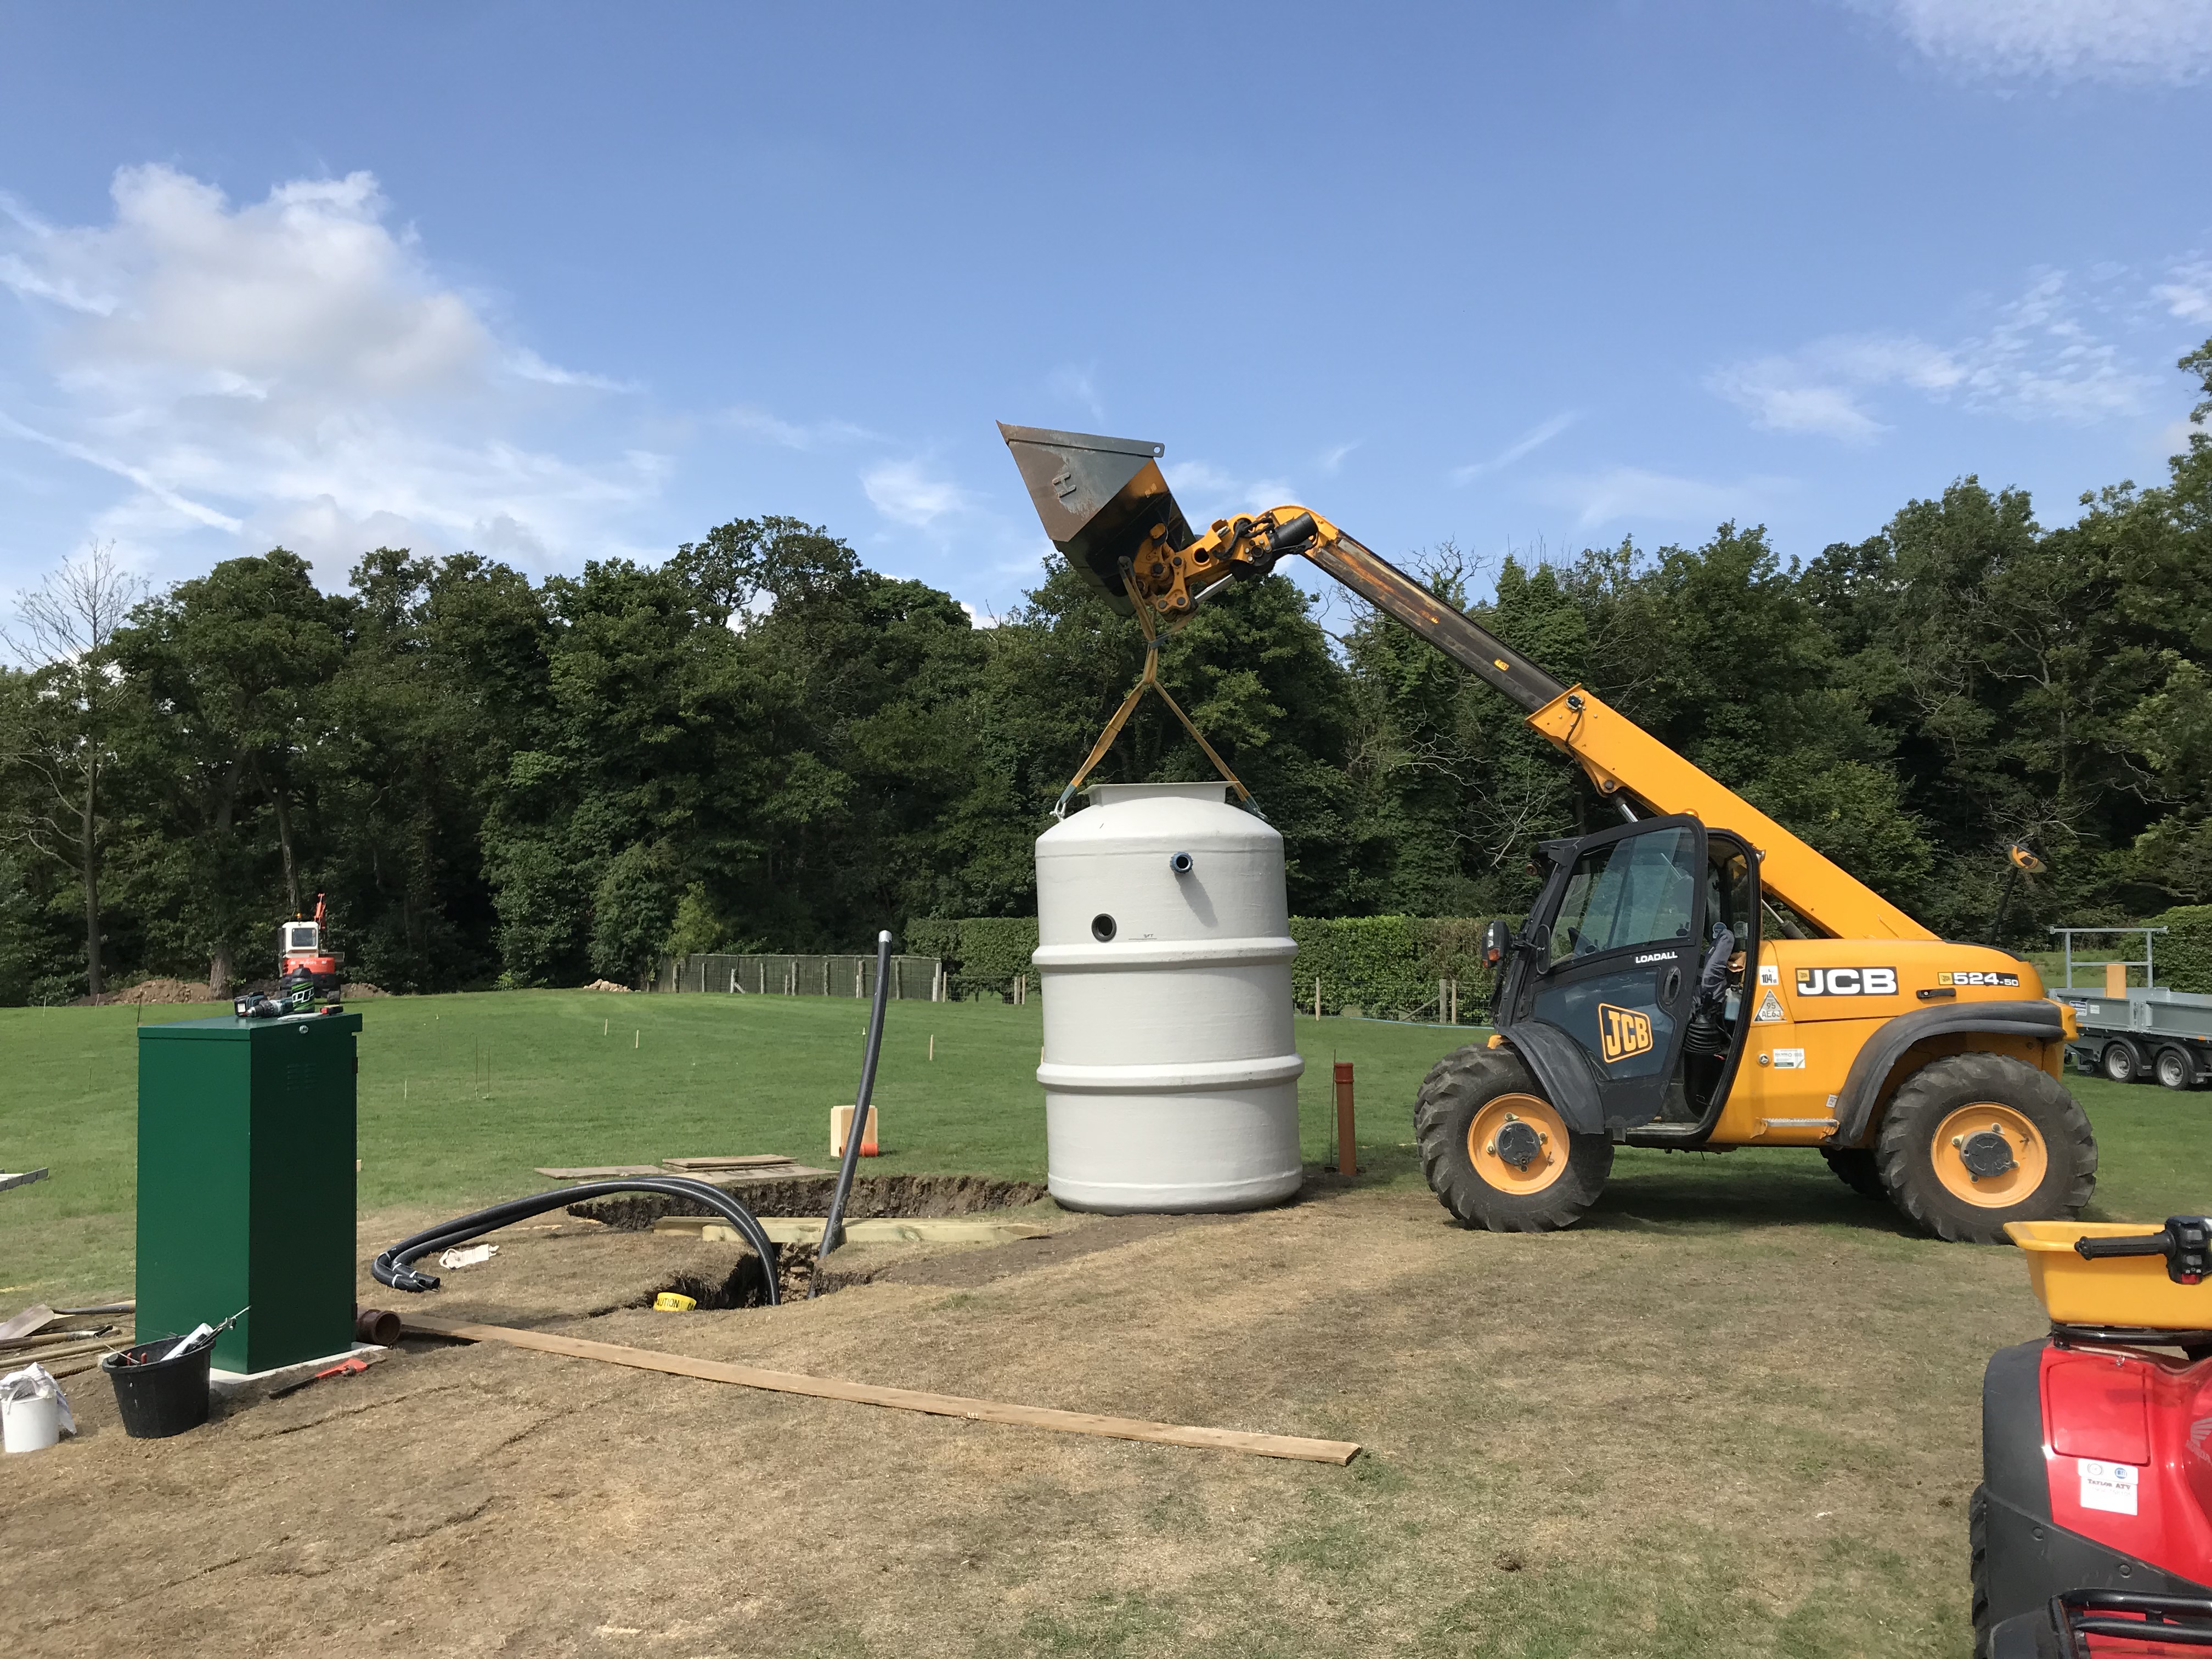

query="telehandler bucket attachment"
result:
[998,422,1194,609]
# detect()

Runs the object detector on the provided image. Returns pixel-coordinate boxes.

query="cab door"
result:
[1516,815,1709,1129]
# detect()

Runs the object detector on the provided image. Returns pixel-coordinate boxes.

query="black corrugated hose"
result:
[371,1177,782,1302]
[814,930,893,1297]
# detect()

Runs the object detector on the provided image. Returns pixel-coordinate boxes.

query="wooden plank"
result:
[661,1155,796,1171]
[533,1165,669,1179]
[0,1304,58,1342]
[403,1316,1358,1465]
[0,1325,122,1353]
[0,1334,131,1368]
[651,1216,1051,1245]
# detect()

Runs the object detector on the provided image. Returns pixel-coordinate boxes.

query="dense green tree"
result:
[0,546,144,995]
[2,335,2208,1001]
[315,550,553,990]
[110,550,347,991]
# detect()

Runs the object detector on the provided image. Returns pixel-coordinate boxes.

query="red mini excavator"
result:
[1976,1216,2212,1655]
[279,894,343,997]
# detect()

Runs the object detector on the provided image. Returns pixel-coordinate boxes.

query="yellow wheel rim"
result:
[1930,1103,2049,1208]
[1468,1094,1572,1195]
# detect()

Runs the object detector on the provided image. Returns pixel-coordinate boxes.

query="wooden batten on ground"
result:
[403,1316,1359,1465]
[651,1215,1052,1245]
[533,1165,670,1179]
[661,1155,797,1171]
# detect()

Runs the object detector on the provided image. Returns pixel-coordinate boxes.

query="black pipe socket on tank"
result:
[1169,851,1193,875]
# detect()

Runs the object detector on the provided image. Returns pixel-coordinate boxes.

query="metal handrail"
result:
[2049,925,2169,990]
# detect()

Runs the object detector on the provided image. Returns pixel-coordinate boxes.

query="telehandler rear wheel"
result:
[1876,1053,2096,1244]
[1415,1045,1613,1232]
[1820,1147,1887,1200]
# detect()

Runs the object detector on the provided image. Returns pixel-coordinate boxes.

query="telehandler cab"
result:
[1000,423,2096,1243]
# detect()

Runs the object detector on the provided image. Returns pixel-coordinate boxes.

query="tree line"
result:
[3,342,2208,1003]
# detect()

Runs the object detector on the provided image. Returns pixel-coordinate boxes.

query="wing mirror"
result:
[1480,919,1513,967]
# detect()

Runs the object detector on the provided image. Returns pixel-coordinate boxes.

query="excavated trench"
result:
[569,1173,1047,1232]
[635,1242,864,1309]
[579,1174,1052,1310]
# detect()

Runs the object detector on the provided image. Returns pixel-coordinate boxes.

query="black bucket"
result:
[101,1333,213,1438]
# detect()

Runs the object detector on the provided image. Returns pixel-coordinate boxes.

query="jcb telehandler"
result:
[1001,423,2096,1244]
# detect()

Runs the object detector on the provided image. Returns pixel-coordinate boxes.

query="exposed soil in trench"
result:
[568,1172,1048,1232]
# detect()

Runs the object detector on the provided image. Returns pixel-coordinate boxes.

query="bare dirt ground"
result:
[0,1172,2042,1658]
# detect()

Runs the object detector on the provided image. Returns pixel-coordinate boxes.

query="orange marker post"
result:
[1333,1062,1356,1177]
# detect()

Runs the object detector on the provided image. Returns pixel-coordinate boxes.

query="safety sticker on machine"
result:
[1771,1048,1806,1069]
[2079,1459,2139,1516]
[1754,990,1786,1023]
[1757,963,1779,985]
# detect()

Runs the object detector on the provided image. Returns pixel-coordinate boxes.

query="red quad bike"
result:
[1976,1216,2212,1656]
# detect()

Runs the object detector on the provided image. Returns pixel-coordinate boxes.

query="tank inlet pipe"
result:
[371,1177,781,1303]
[816,929,893,1296]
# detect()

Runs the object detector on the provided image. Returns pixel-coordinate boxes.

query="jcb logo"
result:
[1795,967,1897,997]
[1599,1003,1654,1063]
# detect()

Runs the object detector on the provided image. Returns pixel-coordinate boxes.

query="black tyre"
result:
[1876,1052,2097,1244]
[2101,1041,2141,1085]
[1820,1147,1887,1200]
[2155,1046,2197,1092]
[1414,1044,1613,1232]
[1970,1484,1991,1659]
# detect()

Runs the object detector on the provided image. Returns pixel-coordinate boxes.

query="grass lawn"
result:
[7,991,2212,1658]
[3,989,2208,1303]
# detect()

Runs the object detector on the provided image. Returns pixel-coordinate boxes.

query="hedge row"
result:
[904,914,1508,1020]
[2149,905,2212,992]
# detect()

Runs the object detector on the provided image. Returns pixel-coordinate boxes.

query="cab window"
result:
[1547,827,1698,965]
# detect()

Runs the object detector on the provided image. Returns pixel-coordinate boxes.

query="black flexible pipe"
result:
[370,1177,781,1303]
[815,930,893,1296]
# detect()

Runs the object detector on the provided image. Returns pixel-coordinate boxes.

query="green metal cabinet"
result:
[136,1012,361,1373]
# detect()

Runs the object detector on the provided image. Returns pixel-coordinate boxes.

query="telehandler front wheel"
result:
[1876,1052,2097,1245]
[1414,1045,1613,1232]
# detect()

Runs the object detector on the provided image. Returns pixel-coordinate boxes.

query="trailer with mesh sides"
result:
[2055,986,2212,1091]
[2046,925,2209,1092]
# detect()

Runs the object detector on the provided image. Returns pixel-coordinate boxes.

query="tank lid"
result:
[1085,783,1231,805]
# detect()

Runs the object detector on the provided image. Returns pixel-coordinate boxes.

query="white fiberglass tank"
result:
[1034,782,1304,1212]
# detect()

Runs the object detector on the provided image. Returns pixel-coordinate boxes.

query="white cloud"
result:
[1874,0,2212,82]
[1708,334,1963,441]
[1531,466,1792,529]
[721,404,878,450]
[506,348,635,393]
[2154,260,2212,324]
[1318,441,1360,475]
[1047,364,1105,423]
[0,163,662,578]
[1161,460,1297,526]
[1708,270,2163,441]
[1452,412,1577,482]
[958,600,1000,629]
[862,458,970,528]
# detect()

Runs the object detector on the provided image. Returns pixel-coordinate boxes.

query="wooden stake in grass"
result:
[634,1029,639,1049]
[929,1034,934,1061]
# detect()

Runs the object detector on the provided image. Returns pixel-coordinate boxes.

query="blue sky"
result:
[2,2,2208,631]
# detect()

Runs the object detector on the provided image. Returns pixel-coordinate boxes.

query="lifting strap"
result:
[1052,571,1260,820]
